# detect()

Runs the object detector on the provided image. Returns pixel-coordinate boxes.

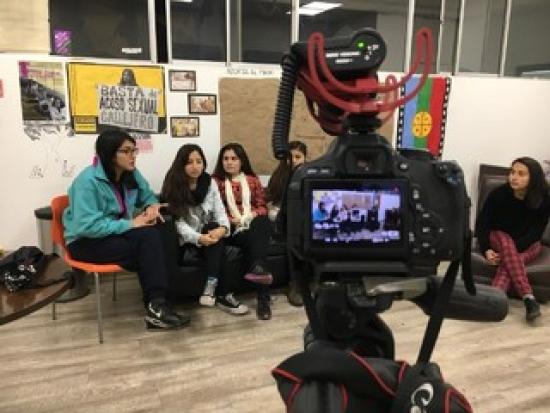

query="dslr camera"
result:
[277,28,468,279]
[270,27,507,413]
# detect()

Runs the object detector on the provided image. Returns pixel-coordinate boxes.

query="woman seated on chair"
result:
[63,129,189,330]
[213,142,274,320]
[161,144,248,316]
[475,156,550,322]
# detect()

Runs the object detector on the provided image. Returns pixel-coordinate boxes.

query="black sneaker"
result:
[257,294,272,320]
[287,281,304,307]
[216,293,249,315]
[524,298,541,322]
[145,299,190,330]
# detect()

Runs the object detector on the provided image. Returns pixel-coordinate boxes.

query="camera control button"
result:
[412,189,421,200]
[306,168,318,175]
[415,203,424,211]
[412,247,420,254]
[398,162,409,171]
[319,167,332,175]
[421,242,431,248]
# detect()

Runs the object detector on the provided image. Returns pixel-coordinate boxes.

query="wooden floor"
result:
[0,275,549,413]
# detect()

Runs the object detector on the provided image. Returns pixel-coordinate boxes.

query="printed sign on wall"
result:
[19,61,68,126]
[67,63,166,134]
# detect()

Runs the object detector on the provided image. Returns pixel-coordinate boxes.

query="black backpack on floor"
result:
[272,346,472,413]
[0,246,65,292]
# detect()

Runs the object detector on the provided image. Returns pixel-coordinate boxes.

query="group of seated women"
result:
[62,129,307,330]
[62,128,550,330]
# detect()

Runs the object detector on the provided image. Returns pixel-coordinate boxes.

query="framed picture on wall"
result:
[171,116,200,138]
[169,70,196,92]
[188,93,217,114]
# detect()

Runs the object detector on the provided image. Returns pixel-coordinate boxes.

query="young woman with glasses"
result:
[63,129,189,330]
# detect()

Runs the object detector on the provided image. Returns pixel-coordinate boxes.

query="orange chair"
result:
[50,195,122,343]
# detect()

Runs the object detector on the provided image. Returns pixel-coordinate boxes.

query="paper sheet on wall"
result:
[67,63,166,134]
[19,61,68,127]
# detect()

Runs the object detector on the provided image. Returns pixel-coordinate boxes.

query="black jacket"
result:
[475,184,550,254]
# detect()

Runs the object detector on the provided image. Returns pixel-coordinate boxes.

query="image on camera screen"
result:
[311,186,402,245]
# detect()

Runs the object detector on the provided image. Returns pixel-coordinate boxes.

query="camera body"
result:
[287,131,467,277]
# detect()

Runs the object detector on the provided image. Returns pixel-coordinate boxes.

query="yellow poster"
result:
[67,63,166,134]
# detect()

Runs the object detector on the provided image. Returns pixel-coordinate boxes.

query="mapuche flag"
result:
[397,75,451,158]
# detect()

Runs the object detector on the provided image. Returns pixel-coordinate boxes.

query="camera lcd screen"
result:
[310,182,404,246]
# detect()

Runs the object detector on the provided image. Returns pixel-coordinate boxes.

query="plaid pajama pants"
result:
[489,230,541,297]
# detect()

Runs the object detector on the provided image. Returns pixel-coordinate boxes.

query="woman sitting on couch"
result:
[213,142,274,320]
[475,156,550,322]
[161,144,248,316]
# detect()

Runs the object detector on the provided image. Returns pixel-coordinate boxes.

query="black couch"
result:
[471,164,550,303]
[159,216,289,301]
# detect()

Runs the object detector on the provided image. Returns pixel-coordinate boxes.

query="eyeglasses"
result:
[117,147,139,156]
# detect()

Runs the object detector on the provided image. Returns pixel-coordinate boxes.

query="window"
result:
[298,0,409,72]
[170,0,226,61]
[439,0,460,73]
[505,0,550,77]
[413,0,441,73]
[49,0,150,60]
[230,0,292,64]
[459,0,506,74]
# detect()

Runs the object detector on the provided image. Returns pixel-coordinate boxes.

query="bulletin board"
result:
[219,78,395,174]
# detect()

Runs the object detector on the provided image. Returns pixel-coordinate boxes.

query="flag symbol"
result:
[397,76,451,159]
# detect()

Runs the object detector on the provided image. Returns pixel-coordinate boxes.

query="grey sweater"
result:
[175,182,230,246]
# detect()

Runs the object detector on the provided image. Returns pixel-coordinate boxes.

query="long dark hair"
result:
[95,129,137,188]
[266,141,307,204]
[213,142,257,179]
[161,144,209,218]
[511,157,548,209]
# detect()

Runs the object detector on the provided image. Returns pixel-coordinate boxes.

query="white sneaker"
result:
[199,277,218,307]
[199,294,216,307]
[216,293,249,315]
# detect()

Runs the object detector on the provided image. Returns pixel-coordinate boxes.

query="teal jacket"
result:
[63,162,158,245]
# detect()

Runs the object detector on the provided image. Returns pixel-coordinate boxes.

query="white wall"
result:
[444,75,550,214]
[1,53,550,250]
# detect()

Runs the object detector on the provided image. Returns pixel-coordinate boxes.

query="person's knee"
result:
[250,215,270,232]
[132,225,163,245]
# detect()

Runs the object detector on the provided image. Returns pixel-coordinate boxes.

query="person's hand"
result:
[144,203,168,223]
[230,216,241,226]
[199,234,218,246]
[208,227,227,241]
[251,211,258,218]
[485,249,500,265]
[132,214,155,228]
